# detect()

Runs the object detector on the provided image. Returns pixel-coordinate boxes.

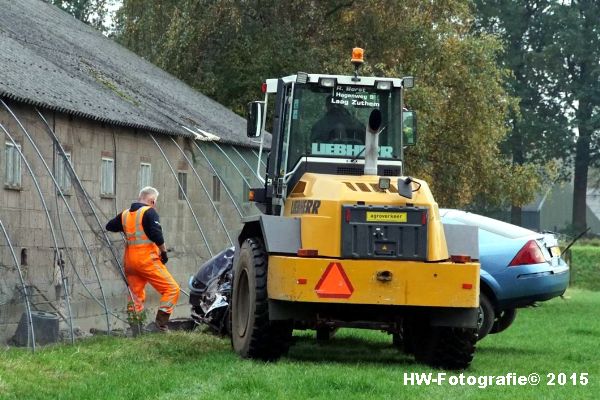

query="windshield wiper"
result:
[350,146,365,162]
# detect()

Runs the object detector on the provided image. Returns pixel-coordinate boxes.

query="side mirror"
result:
[247,101,264,138]
[402,110,417,146]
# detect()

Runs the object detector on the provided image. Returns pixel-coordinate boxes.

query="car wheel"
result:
[490,309,517,334]
[477,293,495,341]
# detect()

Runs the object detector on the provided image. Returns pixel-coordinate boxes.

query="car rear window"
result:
[441,209,536,239]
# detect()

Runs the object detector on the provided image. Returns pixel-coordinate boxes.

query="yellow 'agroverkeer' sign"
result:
[366,211,407,223]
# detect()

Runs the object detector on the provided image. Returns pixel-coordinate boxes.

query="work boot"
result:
[154,310,171,333]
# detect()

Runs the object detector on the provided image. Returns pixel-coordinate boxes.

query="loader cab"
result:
[248,73,416,215]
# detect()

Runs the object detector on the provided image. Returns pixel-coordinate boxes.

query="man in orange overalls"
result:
[106,186,180,333]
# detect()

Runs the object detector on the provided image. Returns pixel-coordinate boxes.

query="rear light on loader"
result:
[378,177,391,190]
[451,255,471,263]
[403,76,415,88]
[375,80,392,91]
[318,77,336,88]
[297,249,319,257]
[509,240,546,266]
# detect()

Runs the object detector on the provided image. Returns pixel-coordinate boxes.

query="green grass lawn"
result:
[1,289,599,399]
[569,246,600,291]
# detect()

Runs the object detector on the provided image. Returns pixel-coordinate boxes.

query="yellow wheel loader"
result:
[233,49,480,369]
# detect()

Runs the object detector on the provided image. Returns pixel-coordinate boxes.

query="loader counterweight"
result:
[267,256,479,307]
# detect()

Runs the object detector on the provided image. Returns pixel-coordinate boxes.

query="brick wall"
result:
[0,102,261,343]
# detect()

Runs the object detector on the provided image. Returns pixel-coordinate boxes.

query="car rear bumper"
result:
[495,263,569,309]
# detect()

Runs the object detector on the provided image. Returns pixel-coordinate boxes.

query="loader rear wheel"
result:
[231,237,292,361]
[410,320,477,370]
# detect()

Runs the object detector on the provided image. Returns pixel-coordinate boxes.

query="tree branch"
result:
[326,1,355,18]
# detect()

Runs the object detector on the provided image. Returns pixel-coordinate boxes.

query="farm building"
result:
[0,0,265,345]
[521,184,600,235]
[496,183,600,235]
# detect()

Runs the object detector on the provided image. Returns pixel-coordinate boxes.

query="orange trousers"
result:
[124,247,180,315]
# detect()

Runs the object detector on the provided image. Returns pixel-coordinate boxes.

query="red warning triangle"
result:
[315,262,354,298]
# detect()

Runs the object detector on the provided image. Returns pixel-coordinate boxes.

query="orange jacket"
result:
[121,206,160,267]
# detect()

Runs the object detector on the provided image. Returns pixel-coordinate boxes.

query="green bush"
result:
[567,246,600,291]
[574,237,600,247]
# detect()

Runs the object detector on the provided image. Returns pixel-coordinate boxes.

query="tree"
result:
[474,0,570,224]
[47,0,116,33]
[115,1,334,115]
[476,1,600,232]
[115,0,540,208]
[543,0,600,233]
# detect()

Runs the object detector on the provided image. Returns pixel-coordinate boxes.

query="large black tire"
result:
[412,324,478,370]
[477,293,495,341]
[490,308,517,334]
[231,237,292,361]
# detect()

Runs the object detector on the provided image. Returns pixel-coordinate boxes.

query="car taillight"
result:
[509,240,546,266]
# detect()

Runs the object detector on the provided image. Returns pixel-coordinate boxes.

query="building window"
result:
[101,157,114,196]
[4,142,22,188]
[55,152,72,193]
[212,175,221,202]
[139,162,152,189]
[177,172,187,200]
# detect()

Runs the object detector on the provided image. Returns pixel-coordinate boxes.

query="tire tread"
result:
[233,237,292,361]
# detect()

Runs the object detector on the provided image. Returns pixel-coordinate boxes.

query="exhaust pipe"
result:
[364,109,382,175]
